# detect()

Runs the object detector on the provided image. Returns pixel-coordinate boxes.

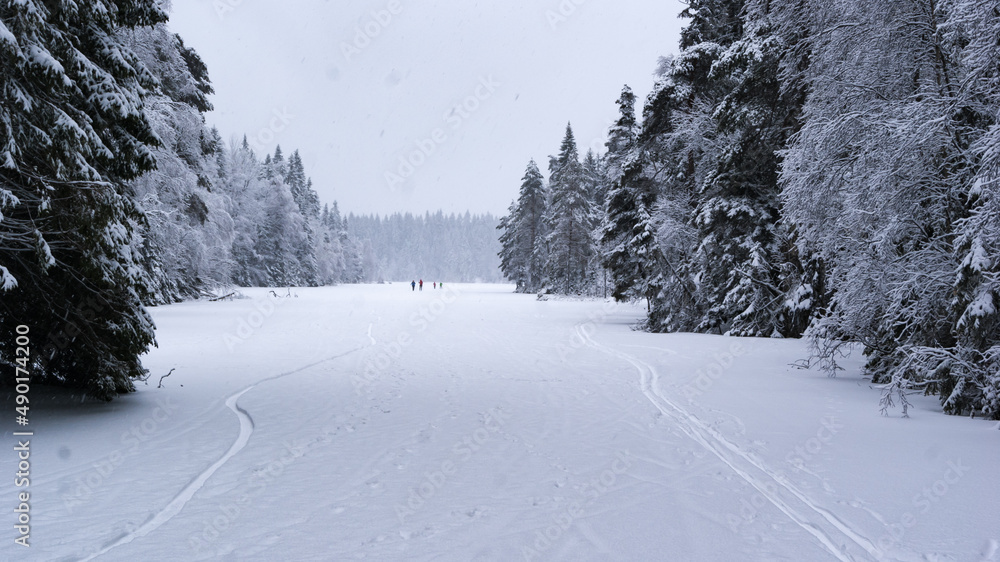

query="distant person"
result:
[433,282,437,289]
[419,279,424,291]
[411,280,416,291]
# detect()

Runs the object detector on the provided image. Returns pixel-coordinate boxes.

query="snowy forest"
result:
[348,212,502,283]
[1,2,996,559]
[0,3,492,399]
[498,0,1000,419]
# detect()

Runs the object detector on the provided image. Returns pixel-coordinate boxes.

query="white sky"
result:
[167,0,685,216]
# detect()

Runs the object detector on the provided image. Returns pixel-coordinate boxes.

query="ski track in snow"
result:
[80,324,377,562]
[577,324,887,562]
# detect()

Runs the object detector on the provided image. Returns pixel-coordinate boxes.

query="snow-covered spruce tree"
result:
[628,11,740,331]
[124,24,235,303]
[286,150,320,219]
[651,0,746,335]
[497,204,523,288]
[602,84,662,305]
[582,149,610,296]
[254,148,316,286]
[315,204,342,285]
[603,86,639,188]
[335,208,366,284]
[678,0,745,48]
[0,0,165,399]
[282,150,319,285]
[544,124,598,294]
[316,201,364,284]
[218,138,266,287]
[498,159,548,292]
[690,0,814,337]
[780,0,985,414]
[582,149,607,211]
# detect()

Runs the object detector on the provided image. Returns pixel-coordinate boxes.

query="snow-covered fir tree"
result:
[941,0,1000,418]
[0,0,166,399]
[602,84,663,305]
[627,30,731,331]
[317,202,365,284]
[582,149,607,210]
[124,22,235,304]
[536,0,1000,418]
[603,86,638,187]
[498,159,549,293]
[544,124,599,294]
[690,0,812,337]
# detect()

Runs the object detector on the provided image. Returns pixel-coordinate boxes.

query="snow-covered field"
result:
[4,284,998,561]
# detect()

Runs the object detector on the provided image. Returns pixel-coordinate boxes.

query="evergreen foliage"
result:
[500,0,1000,418]
[0,0,168,399]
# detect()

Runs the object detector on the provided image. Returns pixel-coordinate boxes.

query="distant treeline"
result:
[347,212,502,283]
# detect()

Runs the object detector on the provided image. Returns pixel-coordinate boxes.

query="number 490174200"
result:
[14,325,30,422]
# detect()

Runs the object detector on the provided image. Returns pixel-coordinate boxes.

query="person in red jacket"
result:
[419,279,423,291]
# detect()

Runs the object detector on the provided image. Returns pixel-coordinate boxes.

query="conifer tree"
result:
[0,0,167,399]
[545,124,597,294]
[125,22,234,304]
[602,85,658,303]
[691,0,811,337]
[498,159,548,292]
[940,0,1000,419]
[603,86,638,186]
[779,0,993,416]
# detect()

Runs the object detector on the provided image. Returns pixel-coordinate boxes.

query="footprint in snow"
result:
[980,539,999,561]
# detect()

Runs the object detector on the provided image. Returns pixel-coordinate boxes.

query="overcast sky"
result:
[167,0,685,216]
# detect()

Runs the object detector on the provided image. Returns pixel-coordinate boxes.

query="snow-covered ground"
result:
[4,284,998,561]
